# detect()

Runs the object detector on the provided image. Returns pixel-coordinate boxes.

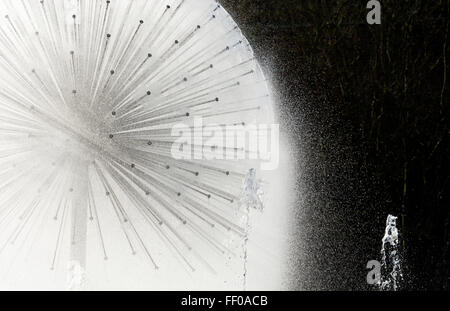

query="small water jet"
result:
[379,215,403,291]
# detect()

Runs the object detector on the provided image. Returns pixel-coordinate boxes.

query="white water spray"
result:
[239,168,265,212]
[238,168,265,290]
[67,260,86,291]
[379,215,403,290]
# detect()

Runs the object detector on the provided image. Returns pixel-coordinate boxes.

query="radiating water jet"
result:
[0,0,289,290]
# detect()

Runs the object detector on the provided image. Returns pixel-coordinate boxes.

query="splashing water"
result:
[239,169,265,212]
[238,168,265,290]
[67,260,86,291]
[379,215,403,291]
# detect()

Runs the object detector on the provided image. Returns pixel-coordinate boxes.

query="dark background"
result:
[220,0,449,290]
